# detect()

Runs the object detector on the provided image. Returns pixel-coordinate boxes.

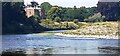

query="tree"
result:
[74,6,77,10]
[54,17,61,22]
[84,13,105,22]
[2,2,46,34]
[47,7,62,20]
[65,7,89,21]
[40,19,54,29]
[2,2,28,34]
[40,2,98,22]
[66,9,74,20]
[40,2,52,14]
[29,15,40,22]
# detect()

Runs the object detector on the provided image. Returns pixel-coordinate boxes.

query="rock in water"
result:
[98,46,120,50]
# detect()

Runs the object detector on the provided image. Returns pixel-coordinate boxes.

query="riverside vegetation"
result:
[2,1,120,55]
[56,22,119,39]
[2,2,97,34]
[2,2,120,35]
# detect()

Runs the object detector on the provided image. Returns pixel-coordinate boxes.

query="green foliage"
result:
[54,17,61,22]
[39,2,99,22]
[47,7,62,20]
[40,19,79,29]
[84,13,105,22]
[2,2,46,34]
[68,22,79,29]
[64,22,118,36]
[40,2,98,22]
[29,15,40,22]
[41,19,54,24]
[4,2,119,34]
[40,19,63,29]
[76,22,87,28]
[40,2,52,14]
[2,2,27,34]
[61,7,98,21]
[73,19,79,23]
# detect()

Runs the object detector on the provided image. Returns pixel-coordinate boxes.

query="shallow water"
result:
[2,30,119,54]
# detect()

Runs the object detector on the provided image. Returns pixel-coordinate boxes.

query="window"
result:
[29,12,31,15]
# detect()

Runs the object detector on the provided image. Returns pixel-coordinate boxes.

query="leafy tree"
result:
[65,7,90,21]
[40,2,52,14]
[84,13,105,22]
[66,9,74,20]
[40,19,55,29]
[2,2,28,34]
[27,15,45,32]
[54,17,61,22]
[87,7,98,15]
[29,15,40,22]
[58,8,67,21]
[2,2,46,34]
[74,6,77,9]
[47,7,62,20]
[41,2,98,22]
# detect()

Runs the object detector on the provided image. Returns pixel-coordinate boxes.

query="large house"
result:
[25,1,45,19]
[97,0,120,21]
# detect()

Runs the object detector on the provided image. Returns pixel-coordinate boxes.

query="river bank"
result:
[55,22,119,39]
[55,33,119,39]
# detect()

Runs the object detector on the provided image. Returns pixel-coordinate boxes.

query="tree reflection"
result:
[2,48,54,56]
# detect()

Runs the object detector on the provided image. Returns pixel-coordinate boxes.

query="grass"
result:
[63,22,119,36]
[40,21,80,29]
[38,32,55,36]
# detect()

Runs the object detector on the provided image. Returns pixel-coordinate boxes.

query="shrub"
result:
[84,13,105,22]
[54,17,61,22]
[73,19,79,23]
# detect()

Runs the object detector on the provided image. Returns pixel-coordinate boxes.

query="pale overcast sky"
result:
[24,0,99,8]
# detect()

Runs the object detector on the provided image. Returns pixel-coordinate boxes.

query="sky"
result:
[24,0,99,8]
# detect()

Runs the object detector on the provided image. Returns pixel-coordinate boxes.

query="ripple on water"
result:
[2,32,119,54]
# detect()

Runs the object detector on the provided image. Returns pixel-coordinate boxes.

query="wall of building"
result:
[25,8,35,17]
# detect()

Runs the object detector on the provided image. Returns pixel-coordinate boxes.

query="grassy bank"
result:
[40,19,80,29]
[56,22,119,39]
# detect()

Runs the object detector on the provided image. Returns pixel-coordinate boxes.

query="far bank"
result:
[55,22,119,39]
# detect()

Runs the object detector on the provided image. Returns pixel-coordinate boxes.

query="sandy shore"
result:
[55,33,119,39]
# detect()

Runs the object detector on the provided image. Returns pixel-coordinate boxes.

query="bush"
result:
[68,22,79,29]
[40,19,54,28]
[29,15,40,22]
[54,17,61,22]
[84,13,105,22]
[73,19,79,23]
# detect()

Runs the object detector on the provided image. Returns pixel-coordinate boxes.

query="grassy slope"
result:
[63,22,119,36]
[40,21,79,29]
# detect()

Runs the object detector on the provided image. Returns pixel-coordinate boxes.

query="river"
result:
[1,30,119,54]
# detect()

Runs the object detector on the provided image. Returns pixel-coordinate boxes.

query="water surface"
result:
[2,30,119,54]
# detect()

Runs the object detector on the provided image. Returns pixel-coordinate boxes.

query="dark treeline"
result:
[2,2,120,34]
[41,2,120,22]
[2,2,48,34]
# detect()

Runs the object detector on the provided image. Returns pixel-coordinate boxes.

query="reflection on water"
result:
[1,31,119,54]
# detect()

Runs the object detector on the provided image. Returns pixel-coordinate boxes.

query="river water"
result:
[1,30,119,54]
